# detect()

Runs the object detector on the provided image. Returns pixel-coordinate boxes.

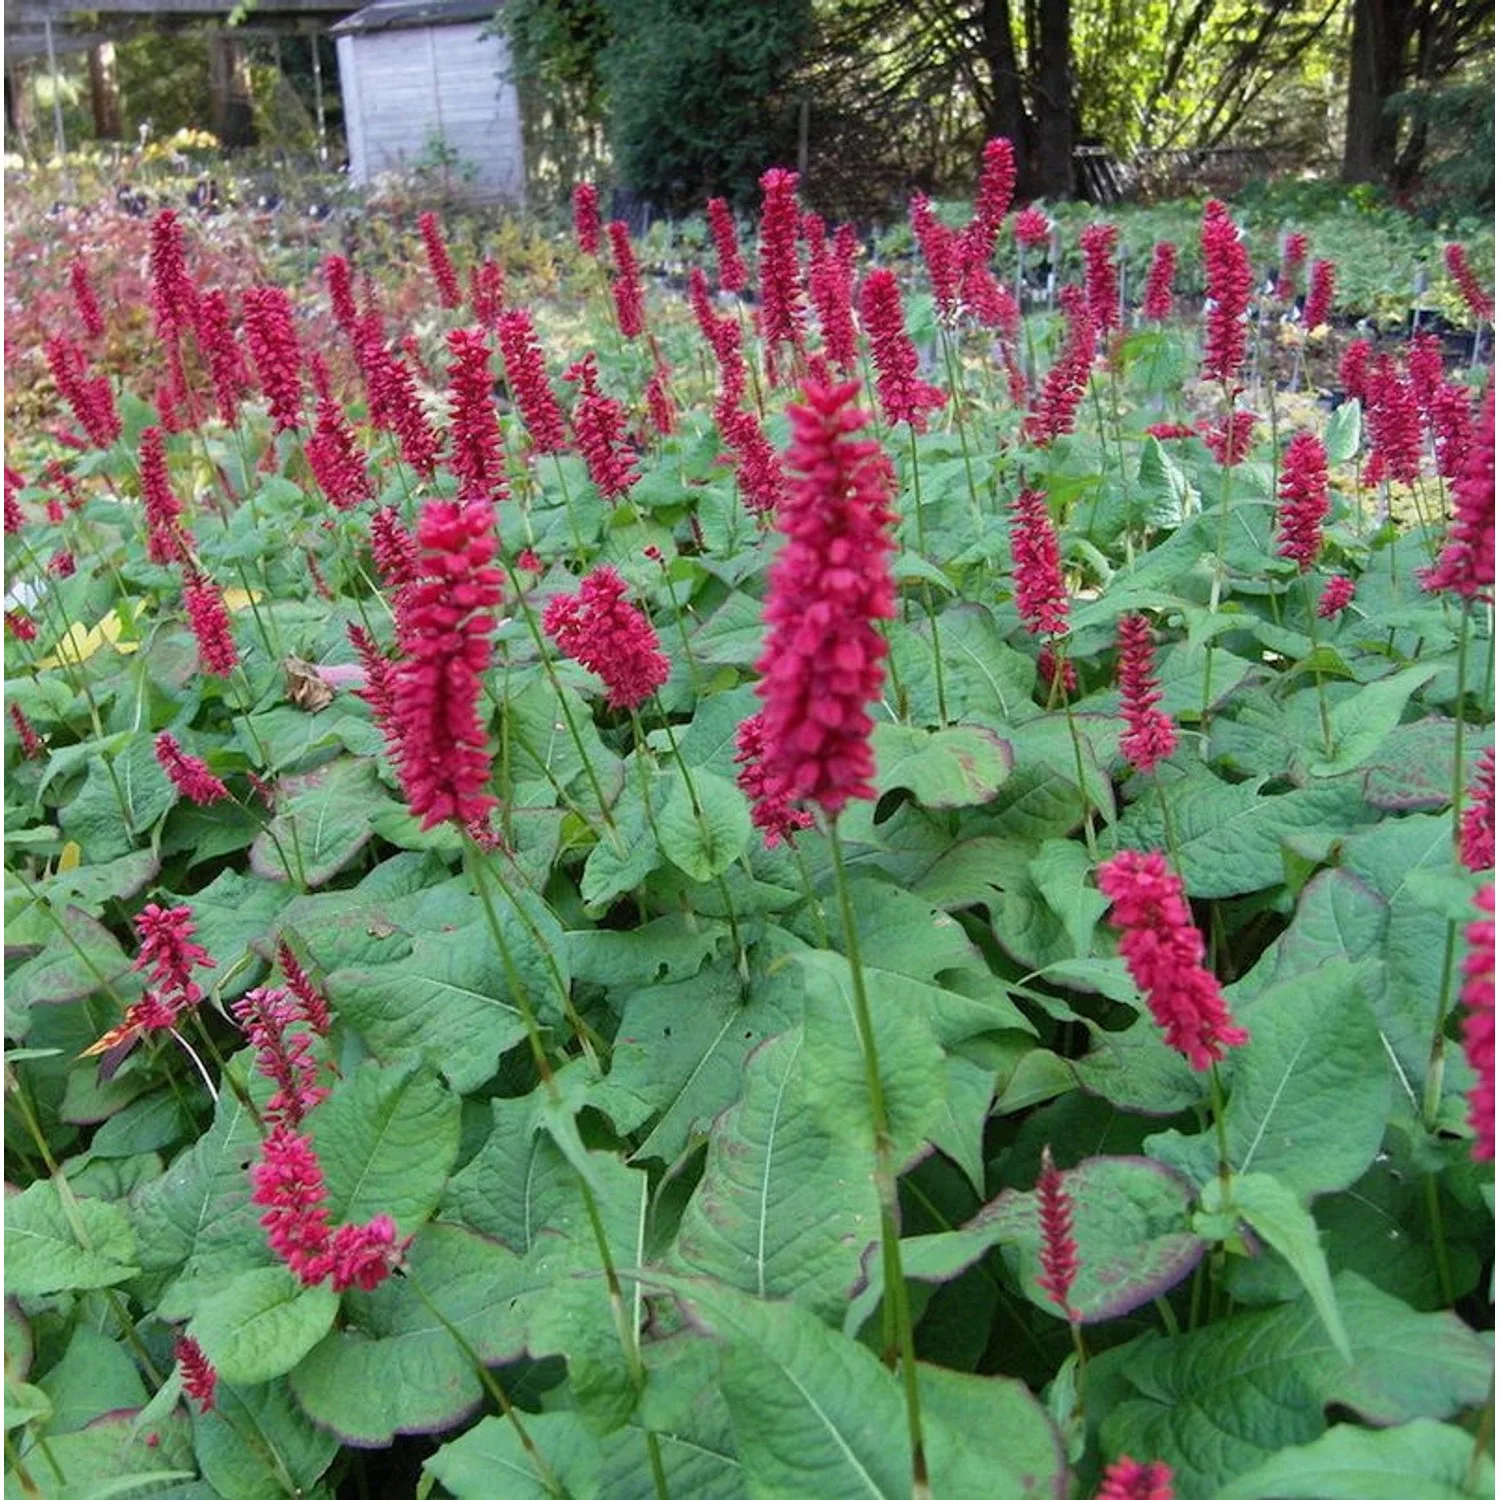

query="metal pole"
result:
[43,16,66,159]
[310,30,327,163]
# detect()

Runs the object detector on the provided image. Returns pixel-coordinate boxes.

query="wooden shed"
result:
[331,0,524,204]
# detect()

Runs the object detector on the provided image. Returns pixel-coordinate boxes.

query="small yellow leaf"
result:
[222,588,263,613]
[57,842,82,873]
[35,602,144,669]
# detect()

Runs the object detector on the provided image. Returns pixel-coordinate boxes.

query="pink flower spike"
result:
[860,268,946,431]
[70,256,105,340]
[1116,615,1176,773]
[251,1125,334,1286]
[418,211,463,310]
[329,1216,404,1293]
[1446,243,1494,323]
[542,565,670,711]
[706,197,747,294]
[1422,381,1494,601]
[1097,850,1249,1071]
[607,220,646,339]
[230,986,327,1128]
[1201,202,1252,383]
[735,711,814,848]
[174,1337,217,1414]
[757,168,806,382]
[1143,242,1176,322]
[1097,1455,1176,1500]
[1462,885,1495,1160]
[1080,222,1121,333]
[242,286,304,433]
[1303,259,1335,331]
[1009,489,1069,637]
[572,183,602,257]
[1317,574,1356,619]
[183,572,239,678]
[1035,1145,1080,1321]
[445,328,507,504]
[1275,432,1329,571]
[155,733,229,806]
[1461,748,1496,874]
[497,309,567,455]
[1014,205,1050,250]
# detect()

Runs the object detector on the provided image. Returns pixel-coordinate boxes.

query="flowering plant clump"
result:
[2,157,1493,1500]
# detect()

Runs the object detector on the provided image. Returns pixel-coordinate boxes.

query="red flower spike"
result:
[1461,748,1496,874]
[277,939,332,1034]
[707,197,747,294]
[70,256,105,339]
[607,220,646,339]
[44,336,121,449]
[1116,614,1177,773]
[1009,489,1070,637]
[1097,1455,1176,1500]
[1275,431,1330,570]
[1431,383,1475,480]
[860,268,946,431]
[965,138,1017,264]
[1144,423,1196,441]
[566,355,639,501]
[1317,574,1356,619]
[48,550,75,579]
[1200,202,1252,383]
[445,328,507,503]
[911,194,962,320]
[324,253,359,334]
[418,211,462,310]
[242,286,304,433]
[735,711,815,848]
[1014,205,1050,250]
[1462,884,1495,1161]
[645,363,676,436]
[391,498,503,830]
[183,572,239,678]
[1025,286,1096,444]
[251,1125,335,1286]
[6,611,38,642]
[347,621,399,747]
[469,258,505,328]
[133,903,214,1023]
[1097,850,1249,1070]
[1080,222,1121,333]
[1422,381,1494,601]
[174,1337,217,1415]
[370,506,421,593]
[718,404,787,515]
[1363,357,1422,486]
[1035,1146,1080,1320]
[4,468,24,533]
[231,986,328,1128]
[542,565,670,711]
[1406,332,1445,414]
[155,733,228,806]
[1338,338,1371,403]
[757,168,807,382]
[572,183,602,257]
[195,291,251,429]
[355,318,439,478]
[754,377,896,817]
[497,309,567,455]
[809,228,859,372]
[1303,259,1335,331]
[1038,643,1077,700]
[1201,409,1255,468]
[9,704,44,759]
[1275,231,1308,303]
[306,389,373,512]
[149,209,199,337]
[1143,242,1177,321]
[139,427,188,564]
[1446,243,1494,323]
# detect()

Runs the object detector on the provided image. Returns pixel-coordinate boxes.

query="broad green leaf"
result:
[693,590,766,666]
[1136,436,1200,528]
[1148,963,1388,1200]
[5,1179,139,1295]
[326,921,538,1093]
[658,769,752,881]
[567,914,724,987]
[189,1267,339,1386]
[193,1378,341,1500]
[5,904,131,1013]
[934,604,1042,724]
[1323,399,1362,467]
[309,1056,459,1234]
[1206,1173,1349,1361]
[1305,664,1438,776]
[250,756,392,886]
[1028,839,1109,958]
[672,1029,880,1320]
[290,1223,535,1446]
[798,948,946,1165]
[36,1325,146,1433]
[163,868,295,1002]
[968,1154,1206,1322]
[0,1409,192,1497]
[872,723,1013,808]
[917,1364,1068,1500]
[1092,1272,1493,1500]
[928,1054,997,1193]
[1214,1418,1491,1500]
[423,1410,604,1499]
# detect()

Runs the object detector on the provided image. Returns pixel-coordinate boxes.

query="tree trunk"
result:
[6,64,34,152]
[208,33,256,149]
[979,0,1035,190]
[1032,0,1074,198]
[1341,0,1410,184]
[88,43,122,140]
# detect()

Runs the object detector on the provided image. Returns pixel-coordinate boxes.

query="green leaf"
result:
[5,1179,139,1295]
[326,922,535,1093]
[309,1056,460,1235]
[290,1223,534,1446]
[798,949,946,1165]
[1208,1173,1350,1361]
[163,867,295,1002]
[1215,1418,1492,1500]
[1148,963,1388,1200]
[658,769,752,881]
[250,757,392,887]
[189,1267,339,1386]
[933,604,1042,724]
[424,1410,604,1499]
[194,1378,341,1500]
[5,904,131,1013]
[1323,399,1362,467]
[672,1029,880,1320]
[872,723,1013,808]
[967,1155,1205,1322]
[1091,1272,1493,1500]
[1136,436,1200,528]
[1305,664,1438,776]
[0,1409,193,1497]
[586,962,801,1163]
[36,1325,146,1433]
[1028,839,1109,958]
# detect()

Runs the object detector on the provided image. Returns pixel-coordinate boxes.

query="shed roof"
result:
[331,0,494,36]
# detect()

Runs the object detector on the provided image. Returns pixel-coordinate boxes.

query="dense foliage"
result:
[3,152,1495,1499]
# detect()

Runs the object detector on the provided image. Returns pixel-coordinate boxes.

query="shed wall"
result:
[336,23,523,203]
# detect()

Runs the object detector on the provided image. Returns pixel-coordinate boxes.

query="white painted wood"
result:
[332,20,522,202]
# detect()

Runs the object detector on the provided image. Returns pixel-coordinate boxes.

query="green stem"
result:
[826,822,931,1500]
[1209,1062,1233,1204]
[937,324,982,532]
[905,421,948,726]
[1058,654,1098,860]
[1301,572,1335,759]
[1201,381,1236,734]
[1423,1172,1458,1307]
